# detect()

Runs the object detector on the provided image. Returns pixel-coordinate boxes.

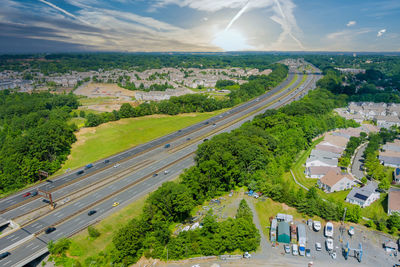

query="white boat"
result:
[326,238,334,251]
[348,226,355,236]
[331,252,337,259]
[313,221,321,231]
[325,222,334,237]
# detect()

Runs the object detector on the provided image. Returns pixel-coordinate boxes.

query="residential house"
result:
[384,240,398,252]
[375,115,400,129]
[317,169,357,193]
[388,190,400,215]
[379,156,400,168]
[345,182,380,208]
[310,149,341,159]
[306,156,338,168]
[315,144,344,154]
[305,166,341,179]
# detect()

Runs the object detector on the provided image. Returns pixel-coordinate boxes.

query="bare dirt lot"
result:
[74,83,137,112]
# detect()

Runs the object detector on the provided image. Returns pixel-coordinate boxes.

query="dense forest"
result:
[0,91,79,193]
[85,64,288,127]
[0,53,286,73]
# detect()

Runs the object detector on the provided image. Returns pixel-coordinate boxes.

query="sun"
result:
[212,29,252,51]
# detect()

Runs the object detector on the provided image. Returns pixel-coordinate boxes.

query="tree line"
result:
[0,91,79,193]
[85,64,288,127]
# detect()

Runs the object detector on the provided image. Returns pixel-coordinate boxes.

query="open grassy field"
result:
[56,109,226,175]
[65,193,148,263]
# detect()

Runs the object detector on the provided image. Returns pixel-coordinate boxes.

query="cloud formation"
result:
[377,29,386,37]
[346,20,356,27]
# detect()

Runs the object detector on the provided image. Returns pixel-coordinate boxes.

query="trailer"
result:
[297,224,307,245]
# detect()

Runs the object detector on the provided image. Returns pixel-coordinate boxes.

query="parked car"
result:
[0,252,10,260]
[315,242,322,251]
[292,244,299,256]
[326,238,334,251]
[243,252,251,259]
[348,226,355,236]
[325,222,334,237]
[23,192,31,197]
[306,248,311,257]
[88,210,97,216]
[284,244,291,254]
[112,202,119,207]
[313,221,321,232]
[45,227,56,234]
[299,245,305,256]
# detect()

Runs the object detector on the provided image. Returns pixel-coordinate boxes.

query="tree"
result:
[236,199,253,222]
[48,238,71,255]
[378,179,390,191]
[79,110,86,118]
[88,226,100,238]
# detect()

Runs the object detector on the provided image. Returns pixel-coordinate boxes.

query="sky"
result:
[1,0,399,53]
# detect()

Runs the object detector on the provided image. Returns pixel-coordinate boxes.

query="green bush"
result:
[88,226,100,238]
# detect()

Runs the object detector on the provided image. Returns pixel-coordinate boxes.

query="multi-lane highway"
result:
[0,63,321,266]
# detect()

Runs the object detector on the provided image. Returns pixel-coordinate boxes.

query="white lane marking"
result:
[31,244,39,250]
[11,236,20,242]
[6,234,15,239]
[26,243,34,248]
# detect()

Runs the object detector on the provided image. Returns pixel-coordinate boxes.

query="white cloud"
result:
[346,20,356,27]
[377,29,386,37]
[153,0,304,50]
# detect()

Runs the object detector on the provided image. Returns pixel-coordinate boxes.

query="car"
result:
[42,199,50,204]
[243,252,251,259]
[113,202,119,207]
[212,123,216,127]
[313,221,321,231]
[325,222,334,237]
[348,226,355,236]
[31,191,38,197]
[203,139,208,142]
[204,121,209,125]
[191,265,200,267]
[104,159,110,164]
[164,170,169,175]
[299,245,305,256]
[315,242,322,251]
[186,137,191,141]
[113,163,120,168]
[0,252,10,260]
[326,238,334,251]
[153,173,158,177]
[292,244,299,256]
[45,227,56,234]
[306,249,311,257]
[284,244,291,254]
[164,144,171,148]
[85,163,93,169]
[77,170,84,175]
[88,210,97,216]
[23,192,31,197]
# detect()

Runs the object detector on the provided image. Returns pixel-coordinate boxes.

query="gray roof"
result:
[310,149,341,159]
[383,144,400,153]
[379,156,400,166]
[306,156,338,166]
[346,182,378,204]
[331,132,352,139]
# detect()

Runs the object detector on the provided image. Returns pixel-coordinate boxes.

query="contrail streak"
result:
[225,1,250,31]
[38,0,88,24]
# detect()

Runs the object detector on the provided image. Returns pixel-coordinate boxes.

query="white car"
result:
[326,238,334,251]
[113,163,120,168]
[325,222,334,237]
[292,244,299,256]
[313,221,321,232]
[243,252,251,259]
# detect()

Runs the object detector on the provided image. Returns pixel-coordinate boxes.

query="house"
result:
[310,149,341,159]
[383,143,400,153]
[394,168,400,184]
[375,115,400,129]
[306,156,338,168]
[317,169,357,193]
[277,221,290,244]
[323,135,349,149]
[297,224,307,245]
[315,144,344,154]
[388,190,400,215]
[379,156,400,168]
[345,182,380,207]
[276,213,293,223]
[270,219,277,242]
[305,166,341,179]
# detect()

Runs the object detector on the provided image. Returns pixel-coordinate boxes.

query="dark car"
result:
[77,170,84,175]
[164,144,170,148]
[104,159,110,164]
[152,173,158,177]
[88,210,97,216]
[186,137,191,141]
[45,227,56,234]
[0,252,10,260]
[203,139,208,142]
[85,163,93,169]
[204,121,209,125]
[23,192,31,197]
[42,199,50,204]
[31,191,38,197]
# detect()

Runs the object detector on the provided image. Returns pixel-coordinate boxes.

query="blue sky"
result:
[1,0,399,53]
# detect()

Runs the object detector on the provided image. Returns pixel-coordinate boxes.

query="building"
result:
[306,156,338,168]
[310,149,341,159]
[317,169,357,193]
[277,221,290,244]
[305,166,341,179]
[345,182,380,208]
[394,168,400,184]
[384,240,398,252]
[270,219,277,242]
[276,213,293,223]
[388,190,400,215]
[379,156,400,168]
[297,224,307,245]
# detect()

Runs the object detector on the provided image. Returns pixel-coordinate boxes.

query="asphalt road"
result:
[351,143,367,179]
[1,65,321,266]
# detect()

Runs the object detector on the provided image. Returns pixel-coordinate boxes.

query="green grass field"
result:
[56,110,226,175]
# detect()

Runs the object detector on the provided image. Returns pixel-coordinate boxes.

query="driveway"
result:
[351,143,368,179]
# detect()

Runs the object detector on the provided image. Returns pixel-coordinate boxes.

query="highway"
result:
[0,64,321,266]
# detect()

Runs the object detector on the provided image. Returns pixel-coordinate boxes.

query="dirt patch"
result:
[281,203,290,210]
[75,83,135,100]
